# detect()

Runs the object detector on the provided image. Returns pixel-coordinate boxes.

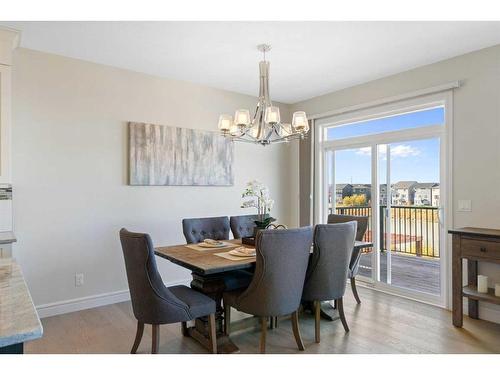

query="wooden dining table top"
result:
[155,239,373,276]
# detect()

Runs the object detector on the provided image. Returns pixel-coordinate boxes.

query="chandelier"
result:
[217,44,309,146]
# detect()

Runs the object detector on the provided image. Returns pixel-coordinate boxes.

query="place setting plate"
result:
[186,239,239,252]
[197,240,228,248]
[228,246,256,257]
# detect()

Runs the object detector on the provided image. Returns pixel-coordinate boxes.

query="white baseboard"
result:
[36,278,191,319]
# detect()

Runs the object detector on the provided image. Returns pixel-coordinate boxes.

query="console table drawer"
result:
[461,238,500,260]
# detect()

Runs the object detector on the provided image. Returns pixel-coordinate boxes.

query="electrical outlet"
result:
[75,273,84,287]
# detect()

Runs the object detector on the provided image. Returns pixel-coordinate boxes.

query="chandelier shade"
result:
[234,109,251,127]
[217,114,232,132]
[217,44,309,146]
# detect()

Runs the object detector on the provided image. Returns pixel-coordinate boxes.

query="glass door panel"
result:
[378,138,441,296]
[332,147,373,280]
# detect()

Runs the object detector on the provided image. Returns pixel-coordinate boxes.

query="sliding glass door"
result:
[327,146,374,280]
[319,95,449,306]
[377,138,441,296]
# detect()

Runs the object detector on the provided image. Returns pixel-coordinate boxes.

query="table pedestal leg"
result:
[302,300,339,321]
[188,272,239,354]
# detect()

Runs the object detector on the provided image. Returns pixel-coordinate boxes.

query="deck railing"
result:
[331,205,440,258]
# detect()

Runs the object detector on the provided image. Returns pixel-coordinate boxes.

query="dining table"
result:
[155,238,372,353]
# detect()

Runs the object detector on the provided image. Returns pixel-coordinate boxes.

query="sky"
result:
[328,107,443,185]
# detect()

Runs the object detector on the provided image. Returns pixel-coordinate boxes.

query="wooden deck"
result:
[358,252,440,295]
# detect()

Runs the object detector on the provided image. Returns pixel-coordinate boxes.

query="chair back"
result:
[328,214,369,275]
[182,216,230,244]
[302,222,357,302]
[327,214,368,241]
[119,228,191,324]
[230,214,260,239]
[235,226,313,316]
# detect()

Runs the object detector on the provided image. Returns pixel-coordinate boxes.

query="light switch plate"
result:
[458,200,472,212]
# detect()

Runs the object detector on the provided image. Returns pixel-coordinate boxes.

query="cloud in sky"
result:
[355,144,421,158]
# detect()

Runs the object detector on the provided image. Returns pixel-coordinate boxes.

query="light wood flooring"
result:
[26,287,500,354]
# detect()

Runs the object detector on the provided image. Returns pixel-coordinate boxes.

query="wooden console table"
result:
[449,227,500,327]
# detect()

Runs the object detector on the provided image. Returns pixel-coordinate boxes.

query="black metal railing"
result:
[331,205,440,258]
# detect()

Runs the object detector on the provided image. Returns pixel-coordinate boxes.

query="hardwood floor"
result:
[26,287,500,354]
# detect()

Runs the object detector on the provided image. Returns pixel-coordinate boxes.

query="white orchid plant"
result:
[241,180,276,229]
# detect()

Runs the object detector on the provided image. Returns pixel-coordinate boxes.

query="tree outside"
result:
[341,194,367,206]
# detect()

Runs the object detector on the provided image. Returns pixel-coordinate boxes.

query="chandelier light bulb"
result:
[234,109,251,129]
[292,111,308,132]
[218,114,232,133]
[264,106,280,125]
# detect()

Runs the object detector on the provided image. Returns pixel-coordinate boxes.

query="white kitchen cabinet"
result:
[0,64,12,183]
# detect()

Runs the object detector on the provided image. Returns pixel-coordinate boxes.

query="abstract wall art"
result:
[129,122,234,186]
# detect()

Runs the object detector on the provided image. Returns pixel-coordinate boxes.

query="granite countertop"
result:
[0,260,43,348]
[0,231,16,245]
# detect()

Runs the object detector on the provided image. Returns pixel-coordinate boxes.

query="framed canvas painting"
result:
[129,122,234,186]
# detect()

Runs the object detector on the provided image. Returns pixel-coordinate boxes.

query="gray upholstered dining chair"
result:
[119,228,217,354]
[223,226,314,353]
[229,214,260,239]
[182,216,252,291]
[182,216,231,243]
[328,214,369,304]
[302,222,357,343]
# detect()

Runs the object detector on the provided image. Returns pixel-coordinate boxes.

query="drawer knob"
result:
[480,247,487,252]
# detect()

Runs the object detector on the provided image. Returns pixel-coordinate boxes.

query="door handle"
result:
[438,206,444,226]
[480,247,487,253]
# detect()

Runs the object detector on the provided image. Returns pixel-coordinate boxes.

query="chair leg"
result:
[259,317,267,354]
[181,321,189,337]
[351,277,361,304]
[336,298,350,332]
[151,324,160,354]
[274,316,278,328]
[269,316,274,329]
[224,303,231,336]
[314,301,321,343]
[208,313,217,354]
[131,321,144,354]
[291,310,305,351]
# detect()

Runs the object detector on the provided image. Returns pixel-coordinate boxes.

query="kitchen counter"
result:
[0,231,16,244]
[0,260,42,353]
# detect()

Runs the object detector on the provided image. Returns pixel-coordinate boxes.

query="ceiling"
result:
[2,21,500,103]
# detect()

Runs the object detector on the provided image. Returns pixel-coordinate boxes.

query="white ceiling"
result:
[2,21,500,103]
